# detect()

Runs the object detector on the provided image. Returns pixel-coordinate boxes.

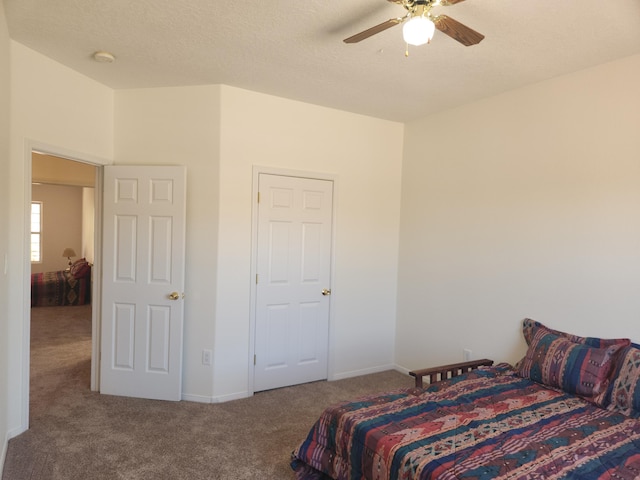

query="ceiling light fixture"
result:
[402,15,435,46]
[93,51,115,63]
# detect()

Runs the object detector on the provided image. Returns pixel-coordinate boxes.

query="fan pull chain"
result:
[405,43,410,57]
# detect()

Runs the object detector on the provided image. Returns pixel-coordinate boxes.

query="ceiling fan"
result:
[343,0,484,48]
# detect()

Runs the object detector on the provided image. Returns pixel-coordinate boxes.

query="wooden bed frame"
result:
[408,358,494,388]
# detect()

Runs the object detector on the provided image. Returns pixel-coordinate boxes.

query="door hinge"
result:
[256,273,259,284]
[257,191,261,203]
[254,354,256,365]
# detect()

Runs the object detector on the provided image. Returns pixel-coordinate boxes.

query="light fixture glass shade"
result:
[62,248,76,258]
[403,16,435,46]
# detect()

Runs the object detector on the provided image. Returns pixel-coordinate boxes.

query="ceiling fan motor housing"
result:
[345,0,484,47]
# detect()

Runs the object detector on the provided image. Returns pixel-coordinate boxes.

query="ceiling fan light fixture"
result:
[402,15,435,46]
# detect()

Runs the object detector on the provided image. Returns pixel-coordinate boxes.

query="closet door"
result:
[254,173,333,392]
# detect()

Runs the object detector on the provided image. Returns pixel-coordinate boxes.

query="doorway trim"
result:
[248,165,339,396]
[22,139,109,431]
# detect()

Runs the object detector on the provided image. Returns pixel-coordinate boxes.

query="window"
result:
[31,201,42,263]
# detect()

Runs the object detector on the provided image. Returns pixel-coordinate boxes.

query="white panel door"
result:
[101,166,186,401]
[254,174,333,392]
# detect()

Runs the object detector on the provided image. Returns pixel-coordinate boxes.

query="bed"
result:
[31,258,92,307]
[291,319,640,479]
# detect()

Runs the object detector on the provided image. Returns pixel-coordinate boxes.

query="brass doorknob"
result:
[168,292,180,300]
[322,289,332,296]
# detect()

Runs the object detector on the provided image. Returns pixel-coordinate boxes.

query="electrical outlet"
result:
[202,349,212,366]
[463,349,472,361]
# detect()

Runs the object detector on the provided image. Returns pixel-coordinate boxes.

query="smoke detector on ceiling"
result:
[93,51,115,63]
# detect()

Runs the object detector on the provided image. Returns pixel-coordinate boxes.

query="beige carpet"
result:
[3,306,414,480]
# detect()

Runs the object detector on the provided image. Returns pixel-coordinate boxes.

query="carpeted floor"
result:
[2,305,413,480]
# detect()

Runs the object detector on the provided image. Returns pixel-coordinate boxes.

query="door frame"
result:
[248,165,339,395]
[22,139,108,429]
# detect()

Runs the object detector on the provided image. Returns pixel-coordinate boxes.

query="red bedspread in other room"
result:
[31,269,91,307]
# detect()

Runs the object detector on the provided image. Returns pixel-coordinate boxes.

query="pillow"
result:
[607,345,640,417]
[521,318,630,348]
[516,327,626,405]
[70,258,91,279]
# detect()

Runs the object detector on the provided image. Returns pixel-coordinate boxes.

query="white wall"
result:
[31,184,84,274]
[8,42,113,436]
[114,85,222,401]
[0,0,11,469]
[10,63,403,412]
[395,54,640,372]
[115,85,404,402]
[216,86,404,400]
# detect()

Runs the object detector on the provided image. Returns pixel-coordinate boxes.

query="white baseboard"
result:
[393,364,411,376]
[181,393,214,404]
[182,367,414,404]
[181,390,251,404]
[210,391,251,403]
[330,363,397,381]
[1,423,30,474]
[1,430,9,476]
[7,425,26,440]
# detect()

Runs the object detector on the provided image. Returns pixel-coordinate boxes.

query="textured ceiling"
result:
[4,0,640,122]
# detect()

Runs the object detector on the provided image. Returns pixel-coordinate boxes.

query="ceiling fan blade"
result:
[343,18,402,43]
[439,0,468,5]
[433,15,484,46]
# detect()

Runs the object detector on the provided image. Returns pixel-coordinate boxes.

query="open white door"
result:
[254,174,333,392]
[101,166,186,401]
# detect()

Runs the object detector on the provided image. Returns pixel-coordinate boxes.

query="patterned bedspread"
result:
[291,364,640,480]
[31,269,91,307]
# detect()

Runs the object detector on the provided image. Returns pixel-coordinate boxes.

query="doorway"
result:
[29,153,97,420]
[23,145,103,430]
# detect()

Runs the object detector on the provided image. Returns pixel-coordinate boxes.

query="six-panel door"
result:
[101,166,186,401]
[254,174,333,392]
